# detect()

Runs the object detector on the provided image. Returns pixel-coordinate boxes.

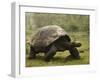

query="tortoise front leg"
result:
[69,47,80,59]
[64,42,81,59]
[44,45,57,62]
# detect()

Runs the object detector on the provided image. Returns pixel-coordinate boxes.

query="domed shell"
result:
[30,25,70,48]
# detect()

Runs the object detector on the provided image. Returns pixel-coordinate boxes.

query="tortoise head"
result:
[71,42,82,47]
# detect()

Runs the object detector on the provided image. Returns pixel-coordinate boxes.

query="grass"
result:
[25,32,89,67]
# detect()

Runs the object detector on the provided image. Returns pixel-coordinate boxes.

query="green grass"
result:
[25,32,89,67]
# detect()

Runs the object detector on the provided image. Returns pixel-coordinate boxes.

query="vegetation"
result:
[25,13,89,67]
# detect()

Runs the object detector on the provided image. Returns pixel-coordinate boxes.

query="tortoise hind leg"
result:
[28,46,36,59]
[44,45,57,62]
[69,47,80,59]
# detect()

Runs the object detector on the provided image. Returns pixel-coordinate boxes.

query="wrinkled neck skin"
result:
[53,38,81,51]
[51,37,70,50]
[53,41,72,51]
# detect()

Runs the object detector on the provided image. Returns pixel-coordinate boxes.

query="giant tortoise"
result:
[28,25,81,62]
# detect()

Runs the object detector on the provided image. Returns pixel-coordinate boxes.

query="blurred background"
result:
[25,13,89,36]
